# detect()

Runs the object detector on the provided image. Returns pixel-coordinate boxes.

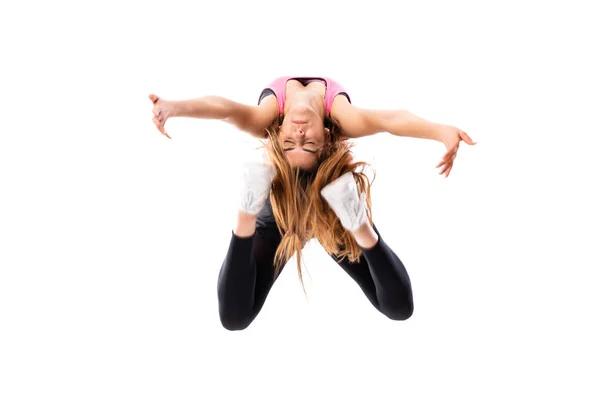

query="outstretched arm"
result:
[331,96,476,177]
[332,95,443,140]
[149,94,278,139]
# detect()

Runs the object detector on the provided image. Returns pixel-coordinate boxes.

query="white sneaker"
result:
[320,172,368,232]
[239,161,277,215]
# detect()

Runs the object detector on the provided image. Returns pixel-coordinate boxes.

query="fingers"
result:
[152,117,171,139]
[435,127,476,177]
[436,147,458,168]
[459,130,477,145]
[437,149,457,177]
[438,159,454,177]
[149,94,171,138]
[445,159,455,177]
[152,117,164,133]
[438,160,451,176]
[438,151,456,168]
[152,109,164,124]
[444,163,453,177]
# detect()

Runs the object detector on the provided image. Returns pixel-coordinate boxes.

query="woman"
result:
[149,76,475,330]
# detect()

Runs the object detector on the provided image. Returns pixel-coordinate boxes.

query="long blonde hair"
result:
[260,115,375,290]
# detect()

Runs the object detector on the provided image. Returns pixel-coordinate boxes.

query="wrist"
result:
[171,100,186,117]
[430,123,444,142]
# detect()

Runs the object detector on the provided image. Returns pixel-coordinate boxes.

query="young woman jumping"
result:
[149,76,475,330]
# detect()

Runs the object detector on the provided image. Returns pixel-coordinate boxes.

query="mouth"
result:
[292,120,307,124]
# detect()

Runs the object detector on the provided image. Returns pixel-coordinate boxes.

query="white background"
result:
[1,0,599,399]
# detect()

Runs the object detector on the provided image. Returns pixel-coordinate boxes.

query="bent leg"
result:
[217,197,288,330]
[330,224,414,321]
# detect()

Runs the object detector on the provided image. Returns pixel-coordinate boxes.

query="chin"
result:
[286,158,315,171]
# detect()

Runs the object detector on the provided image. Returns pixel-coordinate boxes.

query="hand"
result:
[435,124,476,177]
[149,94,174,139]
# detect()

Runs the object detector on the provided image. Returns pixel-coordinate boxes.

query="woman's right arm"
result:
[149,93,278,139]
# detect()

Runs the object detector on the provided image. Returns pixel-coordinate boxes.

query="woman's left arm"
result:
[331,97,476,177]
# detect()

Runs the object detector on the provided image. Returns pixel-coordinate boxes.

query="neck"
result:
[285,91,325,118]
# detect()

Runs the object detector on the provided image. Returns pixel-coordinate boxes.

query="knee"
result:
[218,307,255,331]
[220,314,252,331]
[381,299,414,321]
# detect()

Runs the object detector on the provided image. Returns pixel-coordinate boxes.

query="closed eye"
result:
[283,140,318,154]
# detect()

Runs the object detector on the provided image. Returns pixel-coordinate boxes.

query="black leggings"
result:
[217,197,414,330]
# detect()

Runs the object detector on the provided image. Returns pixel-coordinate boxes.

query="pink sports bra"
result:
[258,76,351,118]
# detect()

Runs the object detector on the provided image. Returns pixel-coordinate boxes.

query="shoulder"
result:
[330,95,353,140]
[330,93,352,114]
[252,96,279,138]
[330,95,361,131]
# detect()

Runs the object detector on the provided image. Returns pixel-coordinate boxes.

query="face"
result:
[278,105,328,170]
